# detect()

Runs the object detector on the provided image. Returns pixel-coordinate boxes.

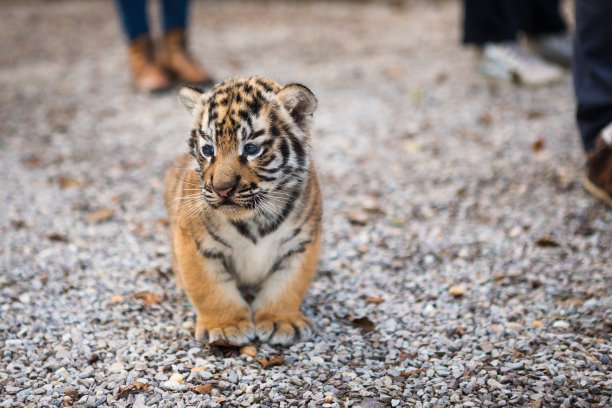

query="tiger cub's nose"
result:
[216,186,233,197]
[213,180,238,197]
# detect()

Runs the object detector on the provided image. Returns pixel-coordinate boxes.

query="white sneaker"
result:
[529,32,573,67]
[478,42,564,87]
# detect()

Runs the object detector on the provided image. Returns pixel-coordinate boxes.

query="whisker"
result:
[176,179,203,187]
[258,196,282,220]
[171,193,202,200]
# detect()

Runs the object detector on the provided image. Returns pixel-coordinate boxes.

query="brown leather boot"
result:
[583,124,612,207]
[128,35,172,92]
[162,29,213,85]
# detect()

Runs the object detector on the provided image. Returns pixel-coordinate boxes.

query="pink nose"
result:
[216,187,233,197]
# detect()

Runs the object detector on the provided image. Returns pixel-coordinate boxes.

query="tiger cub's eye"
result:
[244,143,260,155]
[202,144,214,157]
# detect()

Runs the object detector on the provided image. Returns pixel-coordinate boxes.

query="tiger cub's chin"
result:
[163,76,322,346]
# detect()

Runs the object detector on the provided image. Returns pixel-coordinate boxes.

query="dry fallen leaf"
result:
[258,357,286,369]
[533,138,545,153]
[347,212,369,226]
[240,345,257,358]
[10,219,26,229]
[63,389,79,401]
[118,381,148,397]
[193,384,213,394]
[22,155,43,169]
[526,109,546,120]
[535,237,561,248]
[58,176,83,189]
[85,208,115,224]
[399,351,417,360]
[448,285,466,297]
[349,316,375,332]
[132,291,163,306]
[208,339,242,348]
[401,367,425,377]
[366,297,384,304]
[47,233,69,243]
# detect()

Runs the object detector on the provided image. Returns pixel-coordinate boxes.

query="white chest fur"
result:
[206,217,300,287]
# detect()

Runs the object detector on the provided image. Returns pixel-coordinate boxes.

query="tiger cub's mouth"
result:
[211,196,253,217]
[219,199,239,207]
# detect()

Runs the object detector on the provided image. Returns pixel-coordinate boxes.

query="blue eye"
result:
[201,144,214,156]
[244,143,260,155]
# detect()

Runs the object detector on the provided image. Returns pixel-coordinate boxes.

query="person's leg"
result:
[462,0,518,45]
[517,0,571,66]
[114,0,172,92]
[160,0,212,85]
[115,0,149,41]
[574,0,612,151]
[462,0,563,86]
[575,0,612,206]
[161,0,188,33]
[517,0,566,36]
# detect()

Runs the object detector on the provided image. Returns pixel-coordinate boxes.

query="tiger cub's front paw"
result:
[254,312,315,345]
[195,314,255,346]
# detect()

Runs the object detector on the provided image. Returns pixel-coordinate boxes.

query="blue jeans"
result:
[115,0,189,41]
[462,0,566,45]
[574,0,612,151]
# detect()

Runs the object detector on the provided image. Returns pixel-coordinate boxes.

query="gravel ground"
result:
[1,1,611,407]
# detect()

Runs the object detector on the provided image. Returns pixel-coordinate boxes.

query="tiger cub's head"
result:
[178,76,317,219]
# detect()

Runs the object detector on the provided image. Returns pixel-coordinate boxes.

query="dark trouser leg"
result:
[574,0,612,151]
[517,0,567,36]
[162,0,189,32]
[462,0,519,45]
[115,0,149,41]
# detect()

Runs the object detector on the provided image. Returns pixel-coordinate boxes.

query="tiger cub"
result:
[164,76,322,345]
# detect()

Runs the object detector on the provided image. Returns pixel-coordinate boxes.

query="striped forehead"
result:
[198,79,280,145]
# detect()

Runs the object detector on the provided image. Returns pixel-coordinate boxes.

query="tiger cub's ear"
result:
[277,84,317,131]
[178,86,204,114]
